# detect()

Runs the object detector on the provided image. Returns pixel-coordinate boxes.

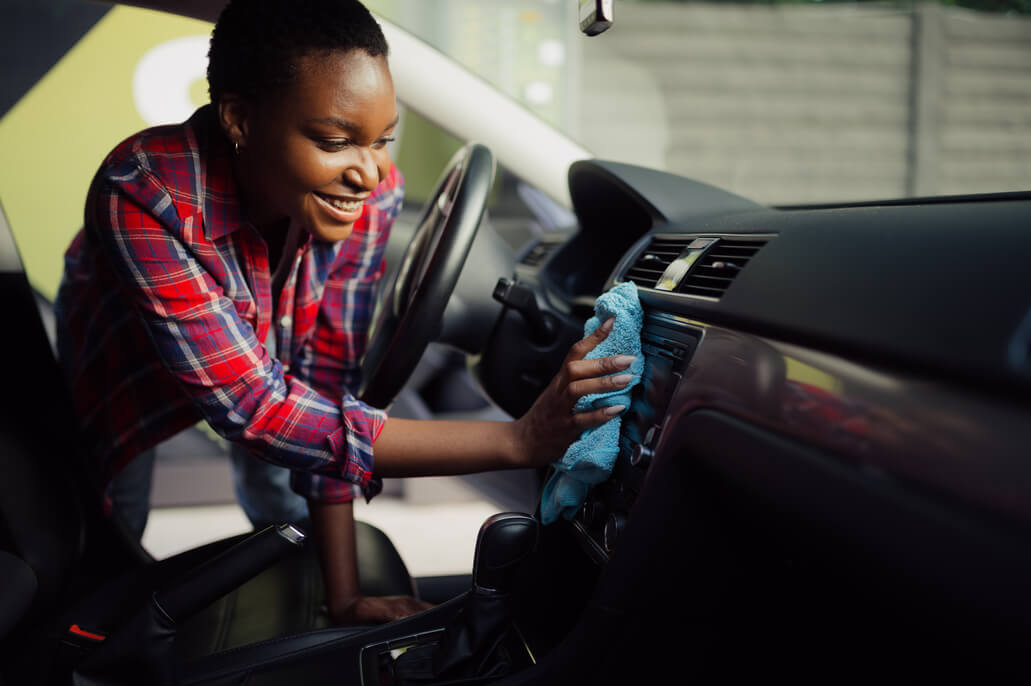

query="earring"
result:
[234,141,240,155]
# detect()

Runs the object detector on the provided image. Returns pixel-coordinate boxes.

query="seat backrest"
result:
[0,201,142,681]
[0,203,85,605]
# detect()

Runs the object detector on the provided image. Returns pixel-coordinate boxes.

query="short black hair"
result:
[207,0,389,104]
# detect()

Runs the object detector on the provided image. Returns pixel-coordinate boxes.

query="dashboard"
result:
[473,159,1031,680]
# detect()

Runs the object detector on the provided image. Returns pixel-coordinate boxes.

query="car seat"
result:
[0,202,421,685]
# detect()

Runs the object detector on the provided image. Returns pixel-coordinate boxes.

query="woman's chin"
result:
[308,220,357,243]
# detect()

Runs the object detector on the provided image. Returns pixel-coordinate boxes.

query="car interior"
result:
[3,0,1031,685]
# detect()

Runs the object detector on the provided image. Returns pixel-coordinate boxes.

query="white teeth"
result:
[325,196,362,212]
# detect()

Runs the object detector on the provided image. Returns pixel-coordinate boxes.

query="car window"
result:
[393,105,571,255]
[367,0,1031,205]
[4,0,1027,301]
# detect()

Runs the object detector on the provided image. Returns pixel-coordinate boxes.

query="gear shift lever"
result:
[471,512,539,593]
[394,513,539,684]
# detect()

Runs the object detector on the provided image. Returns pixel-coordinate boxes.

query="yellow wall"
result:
[0,7,212,299]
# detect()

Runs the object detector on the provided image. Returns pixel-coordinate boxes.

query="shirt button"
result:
[279,315,292,328]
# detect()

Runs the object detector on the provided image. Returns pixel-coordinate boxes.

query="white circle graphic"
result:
[133,35,209,126]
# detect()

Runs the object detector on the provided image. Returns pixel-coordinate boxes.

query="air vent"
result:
[520,240,560,267]
[623,237,691,288]
[678,239,766,299]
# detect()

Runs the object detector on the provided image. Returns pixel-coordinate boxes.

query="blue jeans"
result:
[228,443,310,529]
[108,447,156,540]
[109,442,310,540]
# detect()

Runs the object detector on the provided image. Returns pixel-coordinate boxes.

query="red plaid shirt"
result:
[55,106,401,503]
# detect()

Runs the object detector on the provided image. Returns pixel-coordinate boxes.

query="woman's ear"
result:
[217,94,250,150]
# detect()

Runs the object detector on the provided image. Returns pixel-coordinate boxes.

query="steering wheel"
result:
[359,142,496,409]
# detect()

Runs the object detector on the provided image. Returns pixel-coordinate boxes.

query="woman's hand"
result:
[512,317,635,468]
[310,500,433,627]
[329,594,433,625]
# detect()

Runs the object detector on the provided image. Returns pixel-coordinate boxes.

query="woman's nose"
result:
[345,148,382,191]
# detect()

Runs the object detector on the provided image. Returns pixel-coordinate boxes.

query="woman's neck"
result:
[227,136,300,300]
[261,219,302,312]
[262,219,290,276]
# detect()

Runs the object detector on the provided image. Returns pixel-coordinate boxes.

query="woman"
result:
[55,0,634,625]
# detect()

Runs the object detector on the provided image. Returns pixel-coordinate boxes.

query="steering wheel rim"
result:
[359,142,496,409]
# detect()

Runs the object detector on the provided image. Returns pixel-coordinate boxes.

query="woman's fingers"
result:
[512,315,640,467]
[349,595,435,625]
[566,317,615,362]
[560,355,635,408]
[566,372,634,400]
[557,316,637,412]
[565,354,635,382]
[573,403,627,430]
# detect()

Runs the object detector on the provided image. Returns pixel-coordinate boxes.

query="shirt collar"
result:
[191,105,248,242]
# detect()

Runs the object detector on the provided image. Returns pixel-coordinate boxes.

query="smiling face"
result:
[220,48,398,243]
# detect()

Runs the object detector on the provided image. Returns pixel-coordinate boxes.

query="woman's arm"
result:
[373,318,634,476]
[314,317,634,623]
[310,500,432,624]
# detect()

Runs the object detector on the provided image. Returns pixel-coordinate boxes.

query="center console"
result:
[570,313,700,560]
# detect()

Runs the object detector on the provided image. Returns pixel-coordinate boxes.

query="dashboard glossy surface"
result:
[475,159,1031,680]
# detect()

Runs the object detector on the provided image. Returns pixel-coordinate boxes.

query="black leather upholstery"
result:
[176,521,415,659]
[183,595,471,686]
[0,552,36,640]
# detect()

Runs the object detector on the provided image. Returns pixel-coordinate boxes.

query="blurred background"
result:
[2,0,1028,575]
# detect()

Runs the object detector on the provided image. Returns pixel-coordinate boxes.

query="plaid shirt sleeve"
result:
[290,166,404,503]
[91,159,391,503]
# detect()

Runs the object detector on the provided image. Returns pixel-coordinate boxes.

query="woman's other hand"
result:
[512,317,635,467]
[329,594,433,625]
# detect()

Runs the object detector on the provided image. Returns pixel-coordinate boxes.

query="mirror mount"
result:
[579,0,614,36]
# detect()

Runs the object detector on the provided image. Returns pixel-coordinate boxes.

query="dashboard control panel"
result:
[573,314,701,561]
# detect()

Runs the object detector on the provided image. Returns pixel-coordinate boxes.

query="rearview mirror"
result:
[578,0,614,36]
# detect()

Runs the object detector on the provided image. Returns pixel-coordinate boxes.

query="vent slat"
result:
[621,237,692,288]
[677,238,768,299]
[706,248,760,258]
[707,249,759,257]
[680,285,725,297]
[625,268,667,279]
[687,274,734,286]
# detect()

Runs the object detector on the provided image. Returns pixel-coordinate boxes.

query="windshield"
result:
[2,0,1029,300]
[367,0,1030,205]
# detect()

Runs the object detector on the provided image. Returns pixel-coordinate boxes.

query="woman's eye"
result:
[373,136,396,149]
[316,139,351,151]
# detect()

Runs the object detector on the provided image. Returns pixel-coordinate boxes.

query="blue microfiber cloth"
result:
[539,282,644,525]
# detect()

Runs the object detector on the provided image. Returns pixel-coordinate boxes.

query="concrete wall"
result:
[577,3,1031,205]
[936,8,1031,196]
